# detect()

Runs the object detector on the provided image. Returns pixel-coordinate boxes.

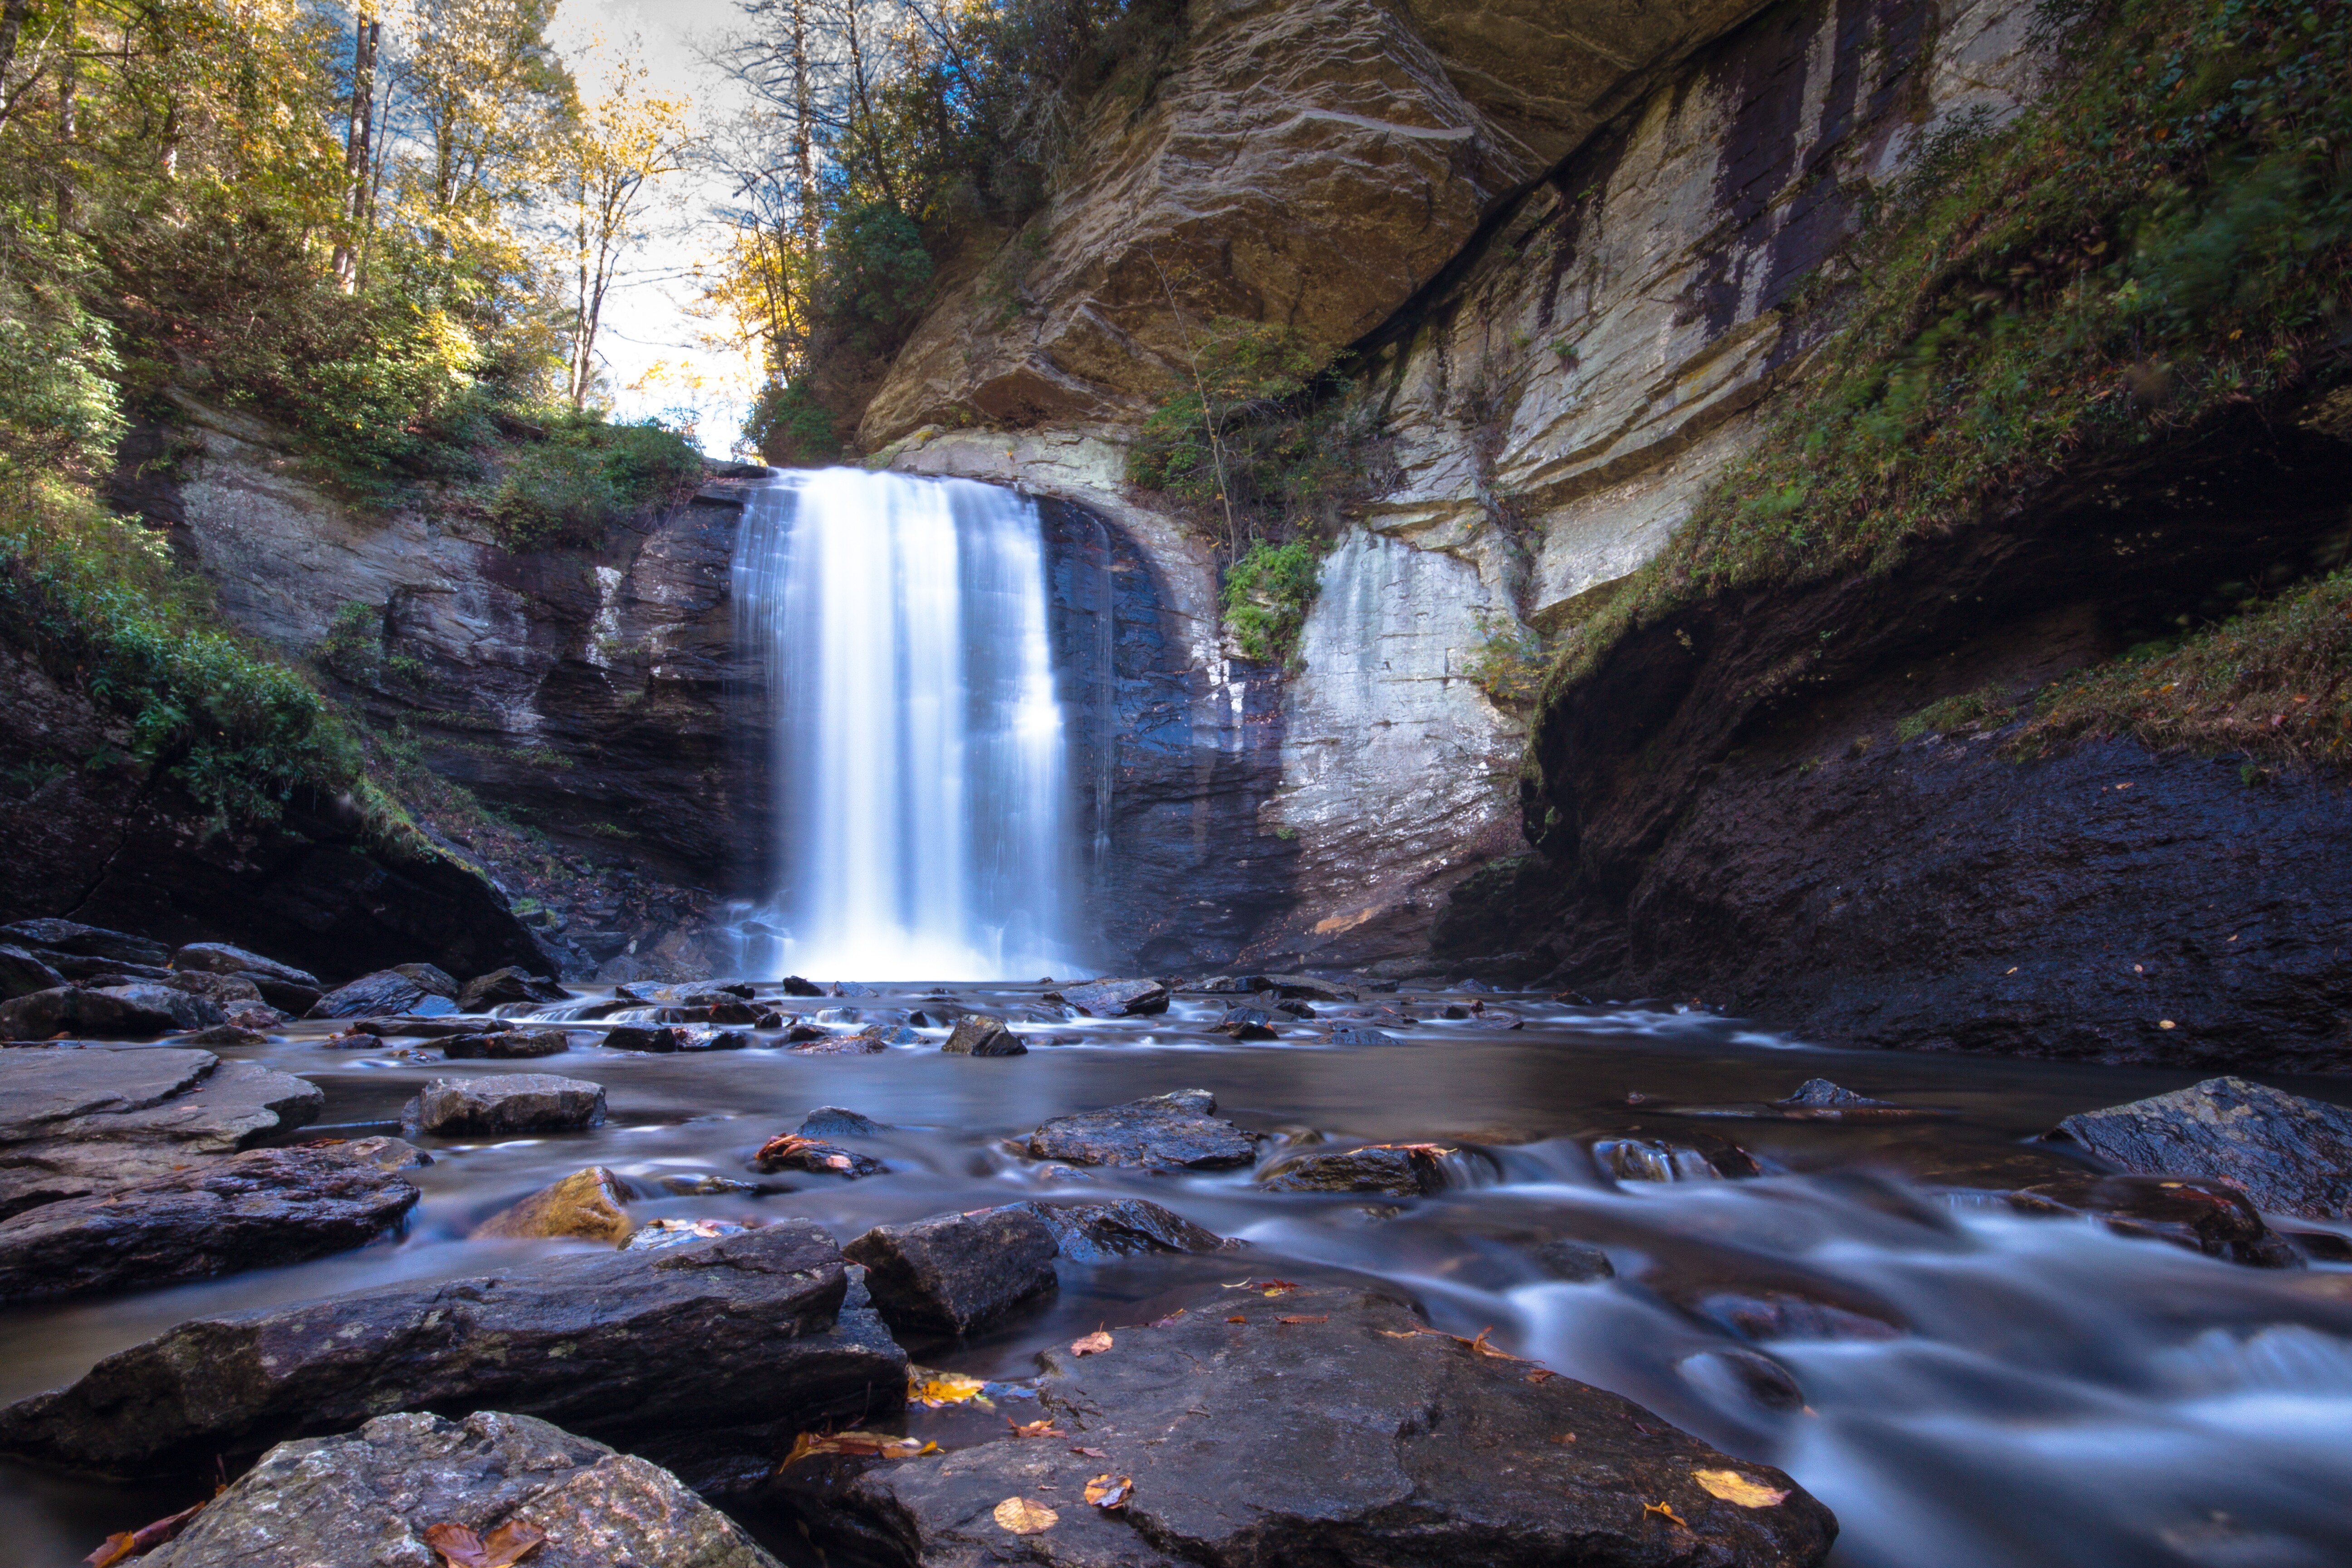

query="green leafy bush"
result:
[490,418,703,551]
[1222,539,1323,664]
[745,380,842,466]
[1894,684,2018,741]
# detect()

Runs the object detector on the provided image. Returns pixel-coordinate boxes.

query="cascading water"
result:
[728,468,1078,979]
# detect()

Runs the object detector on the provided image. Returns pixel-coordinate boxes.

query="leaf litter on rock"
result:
[1692,1469,1789,1507]
[1276,1314,1328,1324]
[1009,1418,1067,1439]
[84,1502,206,1567]
[1643,1502,1690,1529]
[994,1497,1059,1534]
[910,1368,992,1408]
[422,1520,547,1568]
[782,1430,938,1467]
[1070,1328,1114,1356]
[1084,1474,1134,1510]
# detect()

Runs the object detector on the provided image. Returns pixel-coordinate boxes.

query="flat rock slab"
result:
[457,967,572,1012]
[2049,1075,2352,1220]
[1026,1090,1257,1172]
[0,985,190,1040]
[0,1046,323,1219]
[844,1205,1058,1338]
[819,1287,1835,1568]
[0,1145,418,1302]
[1057,979,1170,1017]
[443,1028,572,1058]
[3,920,168,968]
[1015,1198,1230,1261]
[142,1410,780,1568]
[402,1074,605,1137]
[171,943,320,989]
[0,1221,901,1481]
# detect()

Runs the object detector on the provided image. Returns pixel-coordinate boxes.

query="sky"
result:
[553,0,767,453]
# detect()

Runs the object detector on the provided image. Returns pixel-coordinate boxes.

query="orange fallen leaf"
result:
[1008,1419,1066,1439]
[86,1498,206,1564]
[1226,1314,1248,1323]
[1524,1368,1558,1385]
[993,1497,1059,1534]
[1084,1473,1133,1510]
[1071,1445,1107,1458]
[909,1369,990,1407]
[1241,1279,1299,1297]
[1643,1502,1689,1529]
[1367,1142,1455,1157]
[1550,1433,1577,1444]
[1276,1314,1328,1324]
[1692,1469,1789,1508]
[783,1431,937,1467]
[1070,1329,1113,1356]
[423,1520,548,1568]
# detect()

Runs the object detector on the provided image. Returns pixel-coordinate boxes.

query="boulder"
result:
[0,984,184,1040]
[110,982,228,1033]
[1215,1006,1280,1041]
[310,1134,432,1173]
[457,967,571,1013]
[443,1028,571,1059]
[2007,1175,2302,1267]
[164,971,264,1009]
[354,1014,501,1039]
[1058,978,1170,1017]
[798,1106,883,1138]
[1252,973,1358,1003]
[400,1074,605,1137]
[0,946,65,1000]
[1593,1137,1763,1182]
[0,1146,418,1302]
[307,964,461,1021]
[941,1014,1027,1056]
[0,1046,323,1219]
[471,1166,638,1246]
[179,1024,270,1047]
[793,1032,888,1055]
[814,1287,1836,1568]
[0,919,168,968]
[752,1134,885,1178]
[1259,1143,1451,1196]
[1327,1024,1397,1047]
[1530,1239,1615,1283]
[779,975,823,996]
[843,1205,1058,1338]
[2047,1076,2352,1220]
[138,1410,782,1568]
[604,1024,687,1053]
[0,1222,898,1481]
[171,943,320,990]
[1015,1198,1229,1261]
[1027,1090,1257,1172]
[250,978,326,1015]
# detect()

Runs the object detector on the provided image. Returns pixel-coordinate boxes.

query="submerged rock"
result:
[1529,1238,1616,1283]
[1215,1006,1280,1040]
[798,1106,884,1138]
[814,1287,1835,1568]
[2047,1076,2352,1220]
[471,1166,639,1246]
[0,1222,893,1481]
[0,1045,322,1219]
[306,964,460,1021]
[1058,978,1170,1017]
[400,1074,605,1137]
[442,1028,571,1059]
[1593,1136,1762,1182]
[0,1146,418,1302]
[1026,1090,1257,1172]
[941,1014,1026,1055]
[753,1134,885,1178]
[1659,1078,1950,1122]
[457,967,571,1012]
[1259,1142,1451,1196]
[139,1410,782,1568]
[2007,1175,2302,1268]
[604,1024,688,1053]
[1327,1023,1397,1046]
[843,1205,1058,1338]
[793,1031,888,1055]
[1015,1198,1230,1261]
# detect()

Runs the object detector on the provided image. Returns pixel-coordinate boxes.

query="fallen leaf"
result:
[1084,1474,1134,1510]
[1368,1142,1455,1157]
[423,1520,548,1568]
[783,1431,937,1466]
[1226,1315,1248,1323]
[1070,1329,1114,1356]
[1524,1369,1558,1385]
[1276,1314,1328,1324]
[1550,1433,1577,1445]
[1071,1446,1107,1458]
[994,1497,1059,1534]
[1008,1419,1066,1439]
[1247,1279,1300,1297]
[1643,1502,1689,1529]
[1377,1328,1421,1339]
[909,1369,991,1407]
[1692,1469,1789,1508]
[1149,1308,1186,1327]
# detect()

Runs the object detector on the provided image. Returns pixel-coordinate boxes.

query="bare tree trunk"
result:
[54,0,75,222]
[792,0,814,247]
[334,7,380,290]
[0,0,29,96]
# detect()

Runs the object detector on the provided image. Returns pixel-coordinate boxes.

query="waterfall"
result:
[729,468,1077,980]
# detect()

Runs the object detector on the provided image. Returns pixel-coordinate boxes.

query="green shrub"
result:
[745,380,842,466]
[1222,538,1323,664]
[490,418,702,551]
[1894,684,2017,741]
[1466,613,1551,711]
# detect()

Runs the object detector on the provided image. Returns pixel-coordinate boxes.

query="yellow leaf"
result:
[1643,1501,1689,1528]
[909,1369,990,1407]
[1691,1470,1789,1508]
[1084,1473,1133,1510]
[783,1431,936,1466]
[1070,1329,1113,1356]
[1008,1419,1066,1439]
[994,1497,1059,1534]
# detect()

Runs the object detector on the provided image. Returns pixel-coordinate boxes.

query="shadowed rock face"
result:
[844,1206,1060,1338]
[1026,1090,1258,1172]
[809,1285,1836,1568]
[2050,1079,2352,1219]
[0,1223,901,1483]
[141,1410,783,1568]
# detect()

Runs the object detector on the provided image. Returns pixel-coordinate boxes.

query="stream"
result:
[5,986,2350,1568]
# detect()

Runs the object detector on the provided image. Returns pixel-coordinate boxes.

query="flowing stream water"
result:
[726,469,1078,980]
[4,1000,2351,1567]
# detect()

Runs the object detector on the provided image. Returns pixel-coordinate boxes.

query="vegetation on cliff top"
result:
[1539,0,2352,719]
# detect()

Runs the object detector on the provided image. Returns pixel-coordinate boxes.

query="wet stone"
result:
[1251,973,1358,1003]
[357,1015,501,1039]
[443,1028,571,1059]
[843,1204,1059,1339]
[0,946,65,1000]
[754,1134,885,1178]
[1529,1238,1616,1283]
[1694,1290,1905,1342]
[1058,978,1170,1017]
[171,942,320,990]
[2047,1075,2352,1220]
[456,967,571,1013]
[0,1145,419,1303]
[307,964,460,1020]
[779,975,823,996]
[1014,1197,1230,1261]
[604,1024,688,1053]
[471,1166,639,1246]
[1259,1142,1450,1196]
[793,1032,887,1055]
[2,920,168,969]
[1026,1089,1256,1172]
[660,1174,761,1197]
[138,1410,782,1568]
[401,1074,606,1137]
[813,1287,1835,1568]
[798,1106,884,1138]
[1327,1023,1396,1046]
[1594,1136,1762,1182]
[0,985,185,1041]
[1215,1006,1279,1040]
[941,1014,1026,1056]
[2007,1174,2303,1267]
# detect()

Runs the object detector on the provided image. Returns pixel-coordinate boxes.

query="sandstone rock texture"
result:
[141,1411,783,1568]
[0,1046,323,1219]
